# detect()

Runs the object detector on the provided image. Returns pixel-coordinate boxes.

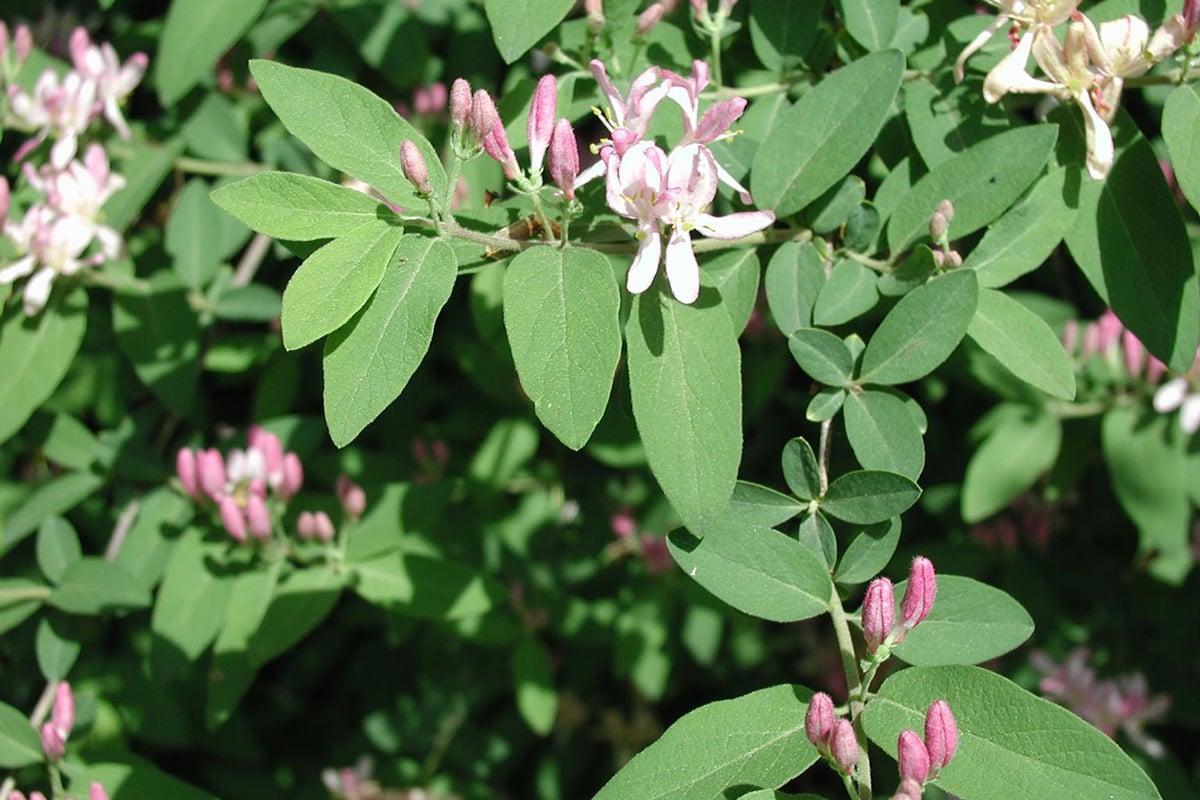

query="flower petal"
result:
[1077,90,1114,180]
[23,267,55,315]
[695,210,775,240]
[627,225,662,295]
[1154,378,1188,412]
[664,225,699,304]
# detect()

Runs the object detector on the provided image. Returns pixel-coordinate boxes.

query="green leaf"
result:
[837,0,898,51]
[626,287,741,534]
[0,701,43,768]
[2,471,105,551]
[468,417,540,487]
[808,177,867,234]
[165,179,224,289]
[105,138,184,232]
[485,0,574,62]
[0,288,88,446]
[249,60,444,210]
[729,481,806,528]
[967,289,1076,399]
[503,246,622,449]
[812,259,879,325]
[60,759,219,800]
[904,77,1009,170]
[843,390,924,479]
[211,172,394,241]
[1063,110,1199,372]
[704,249,761,335]
[353,551,504,619]
[765,242,826,336]
[592,684,818,800]
[1102,405,1191,584]
[182,93,248,162]
[888,125,1058,253]
[113,487,193,592]
[113,275,201,415]
[1162,84,1200,215]
[281,222,405,350]
[862,666,1162,800]
[0,578,46,635]
[323,235,457,446]
[208,562,279,729]
[48,559,152,614]
[961,405,1060,523]
[156,0,270,105]
[36,517,82,583]
[667,517,832,623]
[749,0,825,71]
[31,413,99,470]
[151,528,234,680]
[964,168,1075,288]
[797,510,837,569]
[36,617,81,681]
[513,638,557,735]
[835,517,901,585]
[807,387,847,422]
[859,270,978,385]
[890,575,1034,665]
[213,283,282,322]
[822,471,920,524]
[782,437,822,501]
[788,328,854,386]
[752,50,904,216]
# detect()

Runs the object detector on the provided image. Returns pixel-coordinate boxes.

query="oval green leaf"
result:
[967,288,1075,400]
[156,0,269,105]
[812,259,879,326]
[729,481,806,528]
[0,701,43,768]
[821,470,920,524]
[788,328,854,387]
[765,242,826,336]
[211,172,394,241]
[890,575,1034,665]
[843,389,925,479]
[485,0,575,63]
[835,517,901,585]
[782,437,822,501]
[961,404,1060,523]
[48,559,152,615]
[862,665,1162,800]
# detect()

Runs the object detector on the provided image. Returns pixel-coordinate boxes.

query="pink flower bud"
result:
[1121,330,1145,380]
[829,719,859,774]
[470,89,499,144]
[297,510,317,540]
[281,452,303,500]
[40,721,65,761]
[924,699,958,774]
[584,0,604,20]
[90,784,110,800]
[897,729,930,785]
[1061,319,1079,355]
[196,449,227,501]
[804,692,835,750]
[636,3,666,36]
[892,777,924,800]
[313,510,336,543]
[52,681,75,736]
[246,494,272,540]
[176,448,198,498]
[862,577,895,653]
[1185,0,1200,38]
[219,495,247,543]
[1146,356,1167,384]
[900,557,936,633]
[450,78,473,131]
[610,508,637,539]
[400,140,433,195]
[473,90,520,178]
[248,426,284,488]
[690,0,708,18]
[337,475,367,518]
[69,27,91,73]
[929,211,949,241]
[549,118,579,200]
[527,74,557,172]
[0,177,9,227]
[14,25,32,63]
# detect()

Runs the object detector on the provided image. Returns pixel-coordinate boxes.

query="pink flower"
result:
[246,493,272,540]
[804,692,836,751]
[830,719,859,773]
[337,475,367,519]
[8,69,98,167]
[176,448,199,498]
[219,495,248,543]
[89,784,110,800]
[897,729,930,785]
[281,452,304,500]
[898,556,936,635]
[924,700,959,774]
[549,119,579,200]
[862,577,895,654]
[68,27,148,140]
[527,74,557,173]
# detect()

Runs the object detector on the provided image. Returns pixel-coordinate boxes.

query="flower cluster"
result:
[862,557,938,655]
[804,692,861,776]
[956,2,1195,178]
[1030,647,1170,757]
[177,426,369,546]
[609,507,673,574]
[0,26,145,315]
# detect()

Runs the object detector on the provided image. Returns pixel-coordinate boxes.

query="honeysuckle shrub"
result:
[2,0,1200,798]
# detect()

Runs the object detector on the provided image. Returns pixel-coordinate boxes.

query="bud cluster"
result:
[804,692,860,776]
[175,425,367,546]
[862,557,937,657]
[890,700,959,798]
[40,681,74,761]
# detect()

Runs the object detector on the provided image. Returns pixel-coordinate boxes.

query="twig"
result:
[232,233,274,288]
[105,497,142,562]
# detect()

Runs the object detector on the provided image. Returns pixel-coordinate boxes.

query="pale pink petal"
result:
[695,210,775,239]
[664,225,699,304]
[0,254,36,284]
[985,31,1051,103]
[50,134,78,171]
[23,267,55,315]
[1077,90,1115,179]
[691,97,745,143]
[627,225,662,295]
[590,59,626,123]
[714,160,753,205]
[1154,378,1188,412]
[954,14,1010,83]
[1181,393,1200,434]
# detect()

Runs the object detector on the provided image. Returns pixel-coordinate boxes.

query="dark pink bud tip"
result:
[897,729,931,785]
[829,719,859,774]
[804,692,835,750]
[862,577,895,653]
[901,556,936,631]
[925,699,958,773]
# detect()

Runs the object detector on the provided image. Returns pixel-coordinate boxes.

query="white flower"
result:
[1154,377,1200,434]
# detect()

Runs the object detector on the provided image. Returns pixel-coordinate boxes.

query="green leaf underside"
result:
[484,0,575,63]
[323,235,457,447]
[0,288,88,446]
[888,125,1058,253]
[591,684,818,800]
[503,246,623,450]
[859,270,978,385]
[891,575,1034,665]
[821,470,920,524]
[282,222,405,350]
[668,518,832,623]
[863,666,1162,800]
[844,390,924,479]
[249,60,444,211]
[967,289,1075,399]
[752,50,904,216]
[211,172,394,240]
[626,288,741,534]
